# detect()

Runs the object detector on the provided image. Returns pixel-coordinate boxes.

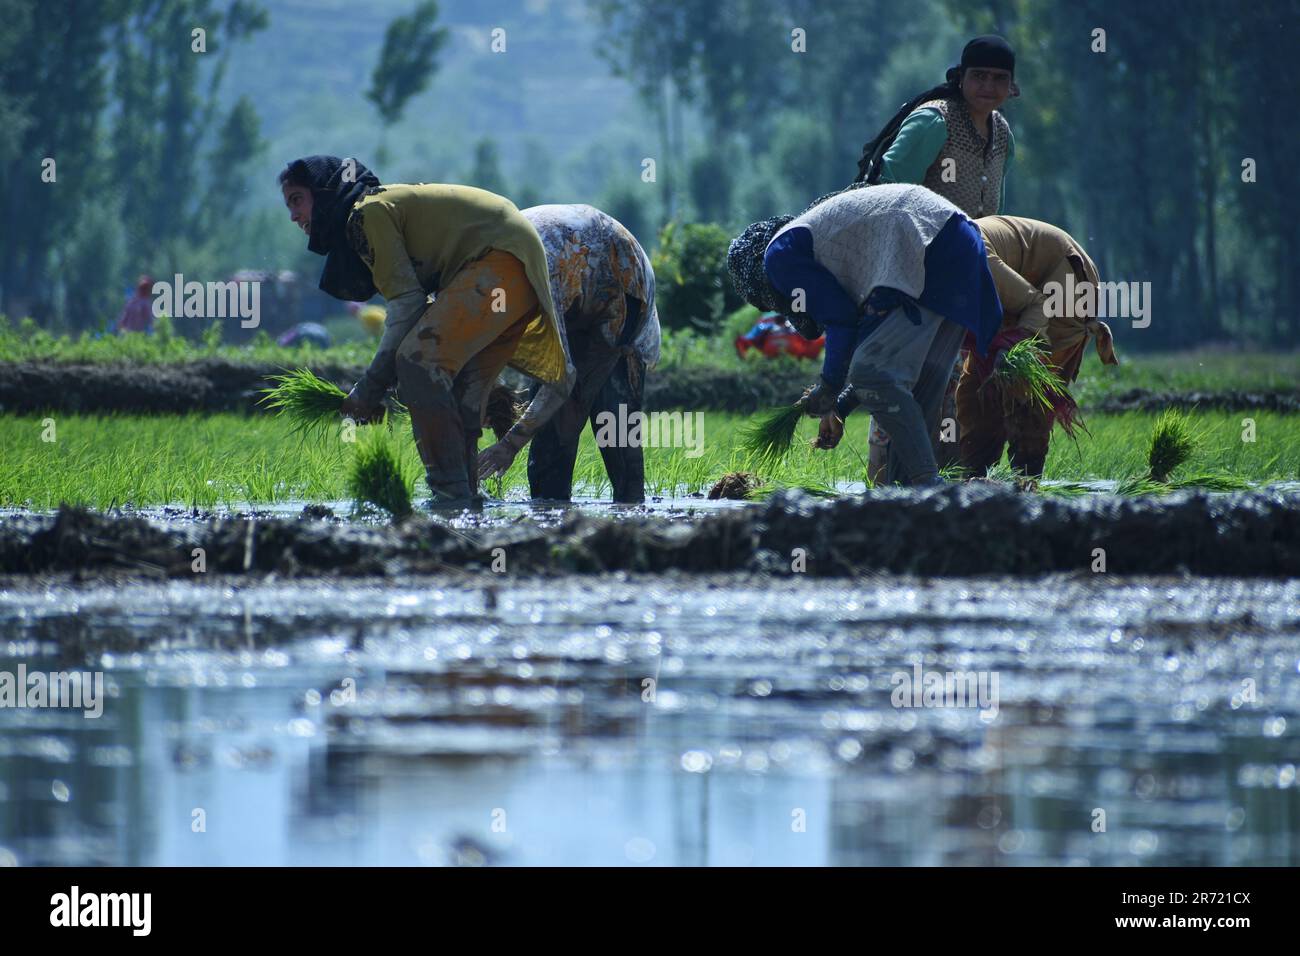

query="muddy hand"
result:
[478,440,519,480]
[812,412,844,450]
[340,385,385,424]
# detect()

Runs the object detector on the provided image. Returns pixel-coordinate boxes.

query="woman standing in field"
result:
[477,203,660,503]
[854,35,1020,480]
[278,155,569,509]
[727,183,1003,487]
[957,216,1119,478]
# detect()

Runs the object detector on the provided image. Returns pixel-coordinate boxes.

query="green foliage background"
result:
[2,0,1298,351]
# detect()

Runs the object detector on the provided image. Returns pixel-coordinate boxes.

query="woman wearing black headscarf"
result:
[278,156,568,508]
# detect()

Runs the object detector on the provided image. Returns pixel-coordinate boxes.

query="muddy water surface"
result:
[1,574,1297,866]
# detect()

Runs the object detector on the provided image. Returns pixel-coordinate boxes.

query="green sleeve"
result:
[999,126,1015,213]
[878,110,948,185]
[353,201,430,400]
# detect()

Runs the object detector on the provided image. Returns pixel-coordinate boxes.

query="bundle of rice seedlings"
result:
[348,429,413,519]
[1146,408,1197,482]
[987,337,1068,413]
[708,471,760,500]
[259,368,347,437]
[739,403,805,470]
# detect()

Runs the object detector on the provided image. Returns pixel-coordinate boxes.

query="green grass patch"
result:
[0,409,1296,511]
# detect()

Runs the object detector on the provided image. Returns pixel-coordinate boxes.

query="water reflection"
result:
[1,576,1297,865]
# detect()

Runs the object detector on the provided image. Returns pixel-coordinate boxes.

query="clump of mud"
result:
[483,384,523,441]
[708,472,759,500]
[4,485,1299,579]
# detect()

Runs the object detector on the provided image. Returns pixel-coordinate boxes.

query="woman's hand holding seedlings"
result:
[812,412,844,450]
[340,384,386,424]
[800,377,839,417]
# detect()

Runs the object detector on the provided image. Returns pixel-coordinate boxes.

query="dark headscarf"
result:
[726,215,793,314]
[285,155,382,301]
[958,35,1016,76]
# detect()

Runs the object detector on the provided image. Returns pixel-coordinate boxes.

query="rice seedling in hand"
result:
[1147,408,1197,482]
[740,402,805,471]
[348,428,413,519]
[987,337,1068,414]
[258,368,347,438]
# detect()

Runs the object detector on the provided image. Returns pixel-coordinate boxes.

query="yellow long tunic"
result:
[348,183,568,387]
[973,215,1117,380]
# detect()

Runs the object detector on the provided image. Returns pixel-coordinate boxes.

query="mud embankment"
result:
[2,484,1297,579]
[0,357,819,416]
[4,358,1298,415]
[1093,388,1300,414]
[0,358,365,415]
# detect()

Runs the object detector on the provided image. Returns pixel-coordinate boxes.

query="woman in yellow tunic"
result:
[279,156,568,508]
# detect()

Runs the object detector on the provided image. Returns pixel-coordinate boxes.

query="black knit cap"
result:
[284,155,382,301]
[726,215,794,313]
[959,35,1015,76]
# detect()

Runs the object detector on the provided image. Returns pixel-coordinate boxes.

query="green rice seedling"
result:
[749,479,839,500]
[1166,471,1253,492]
[259,368,347,438]
[987,336,1068,414]
[348,428,413,519]
[1116,474,1168,496]
[739,403,805,470]
[1147,408,1197,482]
[1037,481,1093,498]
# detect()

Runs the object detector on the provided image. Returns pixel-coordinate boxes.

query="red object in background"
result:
[734,314,825,360]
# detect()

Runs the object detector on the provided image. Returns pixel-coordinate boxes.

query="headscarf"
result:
[725,215,793,313]
[285,155,382,301]
[955,35,1019,97]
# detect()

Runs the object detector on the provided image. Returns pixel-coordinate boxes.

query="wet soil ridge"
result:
[1095,388,1300,414]
[0,359,364,415]
[2,484,1297,577]
[4,358,1298,415]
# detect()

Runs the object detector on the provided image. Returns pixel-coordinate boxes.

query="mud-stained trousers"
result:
[395,249,538,505]
[846,303,966,486]
[527,296,647,503]
[867,349,963,483]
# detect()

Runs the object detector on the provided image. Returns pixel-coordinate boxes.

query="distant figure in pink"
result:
[114,276,155,334]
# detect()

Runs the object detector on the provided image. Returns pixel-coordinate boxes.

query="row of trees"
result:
[0,0,271,329]
[0,0,459,333]
[4,0,1297,348]
[589,0,1300,348]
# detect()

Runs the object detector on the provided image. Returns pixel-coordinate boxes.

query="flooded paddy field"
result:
[2,484,1297,867]
[1,572,1298,866]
